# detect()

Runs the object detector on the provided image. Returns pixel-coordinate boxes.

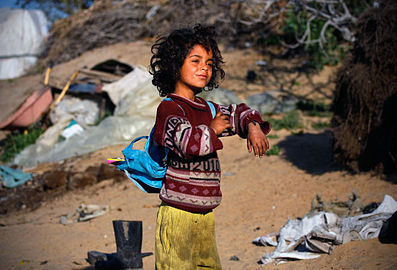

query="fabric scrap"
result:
[0,165,33,188]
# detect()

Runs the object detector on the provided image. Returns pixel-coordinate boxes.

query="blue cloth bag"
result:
[116,99,216,193]
[116,127,169,193]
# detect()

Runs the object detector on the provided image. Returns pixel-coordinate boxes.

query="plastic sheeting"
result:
[0,7,48,79]
[49,97,100,127]
[253,195,397,265]
[14,66,163,168]
[26,97,101,148]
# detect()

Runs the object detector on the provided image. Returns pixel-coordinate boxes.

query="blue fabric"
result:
[0,165,33,188]
[117,127,167,193]
[207,101,216,119]
[117,98,215,193]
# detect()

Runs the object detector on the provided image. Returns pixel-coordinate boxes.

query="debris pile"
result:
[253,194,397,265]
[60,203,109,225]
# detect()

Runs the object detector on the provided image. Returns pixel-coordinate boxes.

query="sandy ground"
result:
[1,133,397,270]
[1,41,397,269]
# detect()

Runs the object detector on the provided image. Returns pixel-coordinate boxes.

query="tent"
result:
[0,7,48,79]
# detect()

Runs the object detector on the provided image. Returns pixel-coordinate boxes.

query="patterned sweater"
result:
[154,93,270,213]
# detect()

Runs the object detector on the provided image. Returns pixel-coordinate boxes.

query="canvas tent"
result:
[0,7,48,79]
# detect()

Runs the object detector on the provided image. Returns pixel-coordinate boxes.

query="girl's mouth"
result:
[197,74,208,79]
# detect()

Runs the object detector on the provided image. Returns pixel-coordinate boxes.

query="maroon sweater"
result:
[154,93,270,213]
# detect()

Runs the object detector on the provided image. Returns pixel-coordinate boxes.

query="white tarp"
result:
[0,7,48,79]
[13,66,163,168]
[253,195,397,265]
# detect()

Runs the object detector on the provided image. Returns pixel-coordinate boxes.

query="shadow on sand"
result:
[276,130,397,183]
[277,131,341,175]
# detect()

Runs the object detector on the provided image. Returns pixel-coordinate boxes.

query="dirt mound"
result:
[331,0,397,173]
[0,163,125,215]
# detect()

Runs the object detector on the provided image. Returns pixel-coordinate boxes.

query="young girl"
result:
[150,24,271,269]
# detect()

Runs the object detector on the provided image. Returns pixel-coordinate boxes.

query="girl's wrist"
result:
[248,121,259,130]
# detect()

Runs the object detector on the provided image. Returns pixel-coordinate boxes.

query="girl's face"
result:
[175,44,214,95]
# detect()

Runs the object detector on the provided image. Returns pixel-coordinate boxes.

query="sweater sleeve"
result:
[211,102,271,138]
[154,100,223,159]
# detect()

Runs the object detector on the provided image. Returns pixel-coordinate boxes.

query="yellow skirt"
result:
[155,204,222,270]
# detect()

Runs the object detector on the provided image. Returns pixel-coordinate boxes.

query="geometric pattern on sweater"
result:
[154,94,268,212]
[166,165,221,183]
[160,157,222,213]
[218,103,261,138]
[160,187,222,213]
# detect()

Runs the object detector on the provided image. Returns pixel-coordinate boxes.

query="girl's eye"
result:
[192,60,199,63]
[207,62,214,67]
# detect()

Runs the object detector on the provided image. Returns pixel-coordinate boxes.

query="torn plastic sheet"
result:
[14,66,162,168]
[253,195,397,265]
[14,114,156,168]
[102,65,155,107]
[49,96,100,127]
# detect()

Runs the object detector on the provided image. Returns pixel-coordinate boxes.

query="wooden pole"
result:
[49,70,79,111]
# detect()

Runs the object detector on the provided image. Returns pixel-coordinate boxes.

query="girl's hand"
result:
[210,112,232,135]
[247,122,269,157]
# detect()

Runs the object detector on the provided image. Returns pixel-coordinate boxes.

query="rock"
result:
[246,91,298,114]
[246,92,278,114]
[246,70,257,81]
[198,88,243,105]
[274,95,298,114]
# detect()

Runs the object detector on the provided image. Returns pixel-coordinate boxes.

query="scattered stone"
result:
[256,60,267,66]
[230,255,240,261]
[246,70,257,81]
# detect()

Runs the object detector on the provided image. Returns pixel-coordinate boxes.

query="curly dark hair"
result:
[149,24,225,97]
